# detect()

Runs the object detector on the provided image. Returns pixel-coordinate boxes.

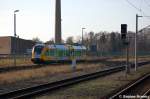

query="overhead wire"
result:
[142,0,150,28]
[140,0,144,29]
[139,0,143,12]
[125,0,142,12]
[125,0,150,19]
[125,0,150,32]
[144,0,150,8]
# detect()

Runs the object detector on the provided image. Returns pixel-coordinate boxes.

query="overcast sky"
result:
[0,0,150,42]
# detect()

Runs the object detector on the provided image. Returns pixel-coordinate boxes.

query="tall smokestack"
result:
[55,0,61,44]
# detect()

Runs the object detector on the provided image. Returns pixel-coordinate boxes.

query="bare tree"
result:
[66,36,74,44]
[32,37,43,43]
[45,38,55,44]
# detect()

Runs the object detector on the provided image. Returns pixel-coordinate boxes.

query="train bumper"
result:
[31,58,44,64]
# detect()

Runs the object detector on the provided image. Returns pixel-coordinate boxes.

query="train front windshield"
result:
[34,46,44,54]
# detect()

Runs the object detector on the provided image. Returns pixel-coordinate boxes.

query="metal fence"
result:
[0,54,32,67]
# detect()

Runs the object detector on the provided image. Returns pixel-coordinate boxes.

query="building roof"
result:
[0,36,35,42]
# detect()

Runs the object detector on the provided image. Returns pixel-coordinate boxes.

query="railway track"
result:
[0,66,125,99]
[0,64,54,74]
[0,61,149,99]
[0,64,38,73]
[0,59,124,74]
[110,73,150,99]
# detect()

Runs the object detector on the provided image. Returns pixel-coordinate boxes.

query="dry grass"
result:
[0,63,105,85]
[0,56,149,98]
[0,55,149,67]
[37,64,150,99]
[0,56,149,85]
[108,55,150,62]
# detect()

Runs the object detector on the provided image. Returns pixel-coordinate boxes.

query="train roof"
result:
[55,45,68,50]
[46,44,86,50]
[72,45,86,50]
[34,43,45,47]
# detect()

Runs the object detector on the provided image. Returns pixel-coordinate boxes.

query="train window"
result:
[66,50,70,57]
[48,49,55,56]
[55,49,59,57]
[75,50,78,56]
[54,49,57,57]
[77,51,79,56]
[63,50,66,56]
[45,50,49,56]
[74,50,76,56]
[59,50,63,57]
[52,50,55,56]
[78,50,81,56]
[70,50,74,56]
[75,51,77,56]
[63,50,66,57]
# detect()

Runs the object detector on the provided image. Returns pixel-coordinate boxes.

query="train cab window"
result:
[34,46,44,54]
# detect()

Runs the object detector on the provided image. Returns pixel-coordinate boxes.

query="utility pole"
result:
[55,0,62,44]
[135,14,142,71]
[126,39,130,74]
[14,10,19,66]
[82,28,86,45]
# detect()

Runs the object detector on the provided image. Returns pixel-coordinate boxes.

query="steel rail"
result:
[110,73,150,99]
[143,89,150,96]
